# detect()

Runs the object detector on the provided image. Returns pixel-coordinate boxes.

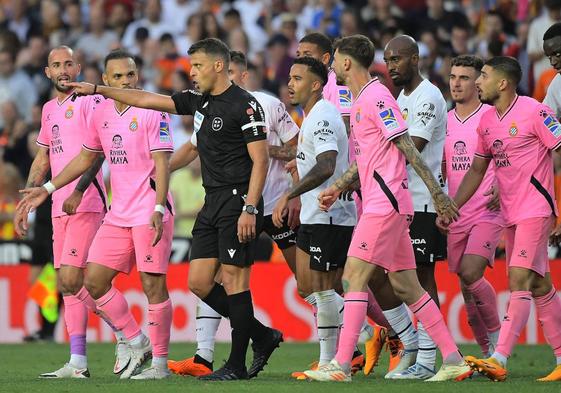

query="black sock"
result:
[226,291,253,370]
[202,283,230,317]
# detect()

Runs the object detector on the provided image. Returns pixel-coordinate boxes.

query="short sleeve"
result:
[171,89,203,116]
[533,103,561,150]
[372,96,408,141]
[273,100,299,143]
[82,119,103,153]
[474,126,492,159]
[36,109,50,149]
[148,111,174,153]
[239,97,267,143]
[312,116,339,157]
[543,77,561,119]
[407,98,441,141]
[190,131,197,147]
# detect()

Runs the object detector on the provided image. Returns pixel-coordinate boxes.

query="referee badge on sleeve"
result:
[194,111,204,133]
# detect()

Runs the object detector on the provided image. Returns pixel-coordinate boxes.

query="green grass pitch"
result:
[0,343,558,393]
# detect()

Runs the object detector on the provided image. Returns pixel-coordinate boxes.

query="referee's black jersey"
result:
[171,84,267,192]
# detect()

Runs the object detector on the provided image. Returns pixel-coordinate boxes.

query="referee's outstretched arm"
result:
[64,81,178,114]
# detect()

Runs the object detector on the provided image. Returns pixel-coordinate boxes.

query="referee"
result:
[66,38,283,381]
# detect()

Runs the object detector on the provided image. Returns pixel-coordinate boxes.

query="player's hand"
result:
[433,192,459,222]
[318,185,341,212]
[150,211,163,246]
[13,209,29,237]
[17,186,48,216]
[287,196,301,229]
[62,81,96,99]
[62,190,83,215]
[484,185,500,211]
[285,159,297,176]
[272,194,289,228]
[550,223,561,246]
[435,216,450,235]
[238,211,256,243]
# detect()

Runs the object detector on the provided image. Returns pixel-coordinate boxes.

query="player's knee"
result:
[296,281,312,298]
[458,269,483,286]
[84,276,106,299]
[188,277,211,299]
[508,271,532,291]
[58,271,83,295]
[530,278,553,298]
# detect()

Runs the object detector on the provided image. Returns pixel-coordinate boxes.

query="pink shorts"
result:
[348,211,415,272]
[447,222,504,273]
[87,217,174,274]
[504,216,554,277]
[52,212,104,269]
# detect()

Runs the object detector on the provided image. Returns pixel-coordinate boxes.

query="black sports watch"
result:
[242,205,258,215]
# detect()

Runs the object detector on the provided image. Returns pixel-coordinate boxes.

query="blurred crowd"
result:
[1,0,560,243]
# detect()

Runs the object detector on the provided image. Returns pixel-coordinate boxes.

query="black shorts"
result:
[297,224,354,272]
[409,211,447,264]
[30,223,53,266]
[190,187,264,267]
[262,215,298,249]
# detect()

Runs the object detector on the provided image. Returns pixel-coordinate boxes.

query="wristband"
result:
[154,204,165,214]
[93,84,97,94]
[43,181,56,195]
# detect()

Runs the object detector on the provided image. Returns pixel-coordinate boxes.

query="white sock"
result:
[304,293,317,307]
[152,356,168,369]
[69,354,87,369]
[114,330,125,341]
[382,303,418,351]
[129,333,149,349]
[492,351,507,367]
[488,330,499,352]
[334,293,344,326]
[416,322,436,371]
[315,289,340,366]
[195,298,221,363]
[359,322,374,343]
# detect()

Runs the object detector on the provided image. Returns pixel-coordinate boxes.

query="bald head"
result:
[45,46,80,93]
[385,35,419,56]
[383,35,420,87]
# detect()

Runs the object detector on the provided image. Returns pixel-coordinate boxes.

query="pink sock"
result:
[366,288,391,330]
[148,298,173,358]
[76,286,118,332]
[334,292,368,368]
[409,292,460,362]
[495,290,532,358]
[534,288,561,357]
[95,286,140,340]
[466,277,501,332]
[63,294,88,356]
[465,299,490,355]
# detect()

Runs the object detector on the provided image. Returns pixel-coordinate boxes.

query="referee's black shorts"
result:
[190,187,264,267]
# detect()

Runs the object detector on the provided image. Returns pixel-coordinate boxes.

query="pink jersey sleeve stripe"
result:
[36,141,49,148]
[82,144,103,153]
[149,148,174,153]
[474,152,492,159]
[387,128,409,142]
[552,139,561,151]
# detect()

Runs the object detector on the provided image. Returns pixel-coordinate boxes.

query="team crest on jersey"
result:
[65,105,74,119]
[338,89,352,108]
[509,122,518,137]
[401,108,409,120]
[379,107,399,131]
[159,121,171,142]
[129,117,138,131]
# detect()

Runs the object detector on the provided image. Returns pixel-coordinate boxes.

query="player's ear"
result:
[76,63,81,77]
[44,66,51,79]
[322,52,331,66]
[102,72,109,86]
[241,70,249,84]
[215,58,224,73]
[411,53,419,67]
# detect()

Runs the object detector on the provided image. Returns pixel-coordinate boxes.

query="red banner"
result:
[1,261,561,343]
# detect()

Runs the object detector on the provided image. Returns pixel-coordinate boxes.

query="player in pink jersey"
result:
[17,50,175,380]
[441,55,503,358]
[303,34,471,383]
[13,46,130,379]
[294,32,392,375]
[447,56,561,382]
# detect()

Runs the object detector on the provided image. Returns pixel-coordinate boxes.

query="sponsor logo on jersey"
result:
[338,89,352,108]
[379,107,399,131]
[159,121,171,142]
[544,114,561,138]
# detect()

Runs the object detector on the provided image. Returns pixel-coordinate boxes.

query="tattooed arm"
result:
[316,161,358,212]
[25,147,50,187]
[62,155,106,215]
[268,136,298,161]
[272,150,336,227]
[393,133,458,221]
